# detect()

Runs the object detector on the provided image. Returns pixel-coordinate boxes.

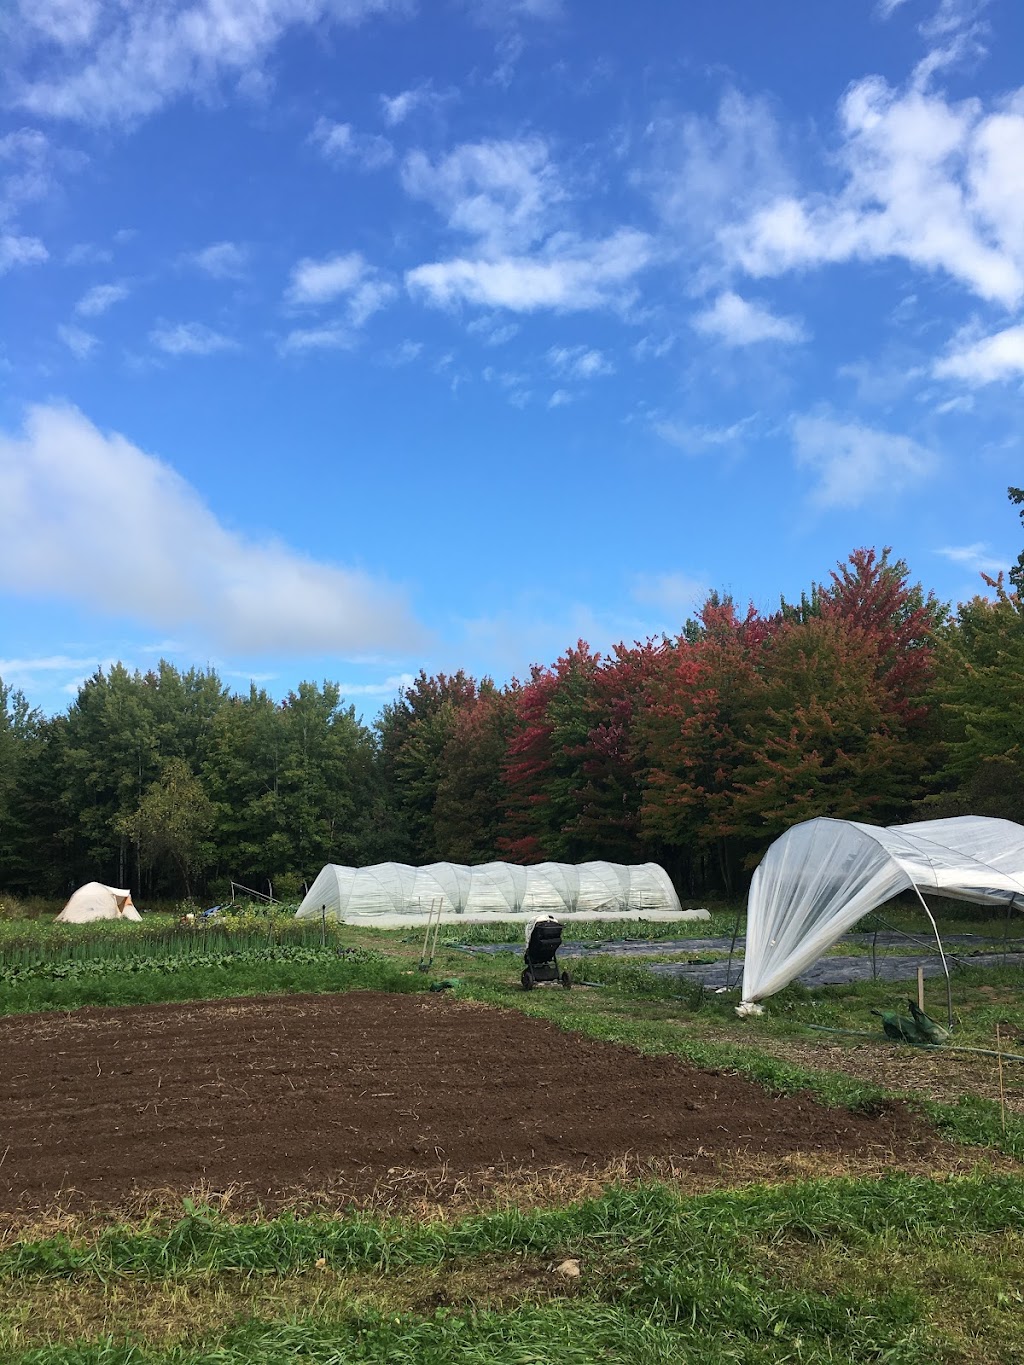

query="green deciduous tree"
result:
[117,757,216,897]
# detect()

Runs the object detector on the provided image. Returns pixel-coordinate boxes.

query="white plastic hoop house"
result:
[296,860,695,927]
[740,816,1024,1011]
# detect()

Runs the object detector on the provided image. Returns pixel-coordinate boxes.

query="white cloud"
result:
[150,322,237,356]
[287,252,365,305]
[921,0,991,39]
[934,393,974,413]
[652,415,756,455]
[403,135,652,315]
[0,653,105,675]
[0,404,422,655]
[349,277,397,326]
[640,90,791,257]
[12,0,103,48]
[336,672,416,696]
[379,339,423,365]
[0,127,56,224]
[310,118,393,169]
[876,0,911,16]
[723,74,1024,308]
[407,229,653,312]
[481,365,531,406]
[632,333,676,361]
[792,413,938,508]
[937,541,1007,575]
[184,240,248,278]
[402,137,564,255]
[547,389,572,407]
[691,290,807,346]
[285,251,396,325]
[65,242,112,265]
[75,281,128,315]
[57,323,99,358]
[379,81,448,126]
[0,232,47,272]
[466,314,519,346]
[546,345,614,379]
[9,0,410,125]
[631,571,709,617]
[934,323,1024,384]
[278,325,353,354]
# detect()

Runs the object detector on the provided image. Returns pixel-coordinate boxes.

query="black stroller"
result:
[521,916,572,990]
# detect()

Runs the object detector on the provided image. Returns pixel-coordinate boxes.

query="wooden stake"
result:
[997,1023,1007,1136]
[917,965,925,1012]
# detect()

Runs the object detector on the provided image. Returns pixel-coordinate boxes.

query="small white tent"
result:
[56,882,142,924]
[740,816,1024,1010]
[296,860,702,927]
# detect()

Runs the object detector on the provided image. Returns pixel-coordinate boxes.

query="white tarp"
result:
[741,816,1024,1006]
[56,882,142,924]
[296,859,694,926]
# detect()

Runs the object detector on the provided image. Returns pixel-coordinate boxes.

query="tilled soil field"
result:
[0,992,939,1216]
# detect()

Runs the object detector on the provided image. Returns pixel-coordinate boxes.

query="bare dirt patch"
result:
[0,992,949,1218]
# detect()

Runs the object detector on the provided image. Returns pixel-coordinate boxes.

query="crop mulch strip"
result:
[0,991,942,1217]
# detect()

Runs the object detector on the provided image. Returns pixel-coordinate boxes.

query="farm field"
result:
[3,907,1024,1363]
[0,991,943,1218]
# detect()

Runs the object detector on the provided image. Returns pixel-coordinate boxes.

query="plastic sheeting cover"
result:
[297,860,681,923]
[742,816,1024,1005]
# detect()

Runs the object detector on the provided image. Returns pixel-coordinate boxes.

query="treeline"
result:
[2,509,1022,902]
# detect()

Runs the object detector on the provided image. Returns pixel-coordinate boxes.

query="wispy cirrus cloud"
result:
[404,136,653,313]
[379,80,451,126]
[8,0,412,126]
[937,542,1007,576]
[278,324,354,355]
[75,281,128,316]
[0,232,47,273]
[336,672,416,697]
[652,415,757,455]
[310,118,393,170]
[546,345,614,379]
[150,321,238,356]
[407,228,653,313]
[692,290,807,346]
[631,571,709,618]
[285,250,397,328]
[57,323,99,359]
[792,412,939,509]
[402,137,564,255]
[0,404,424,656]
[934,324,1024,384]
[183,241,249,279]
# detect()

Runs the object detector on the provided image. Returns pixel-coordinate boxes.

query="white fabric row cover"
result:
[55,882,142,923]
[742,816,1024,1005]
[296,860,682,923]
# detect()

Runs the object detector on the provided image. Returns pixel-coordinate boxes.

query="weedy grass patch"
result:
[4,1174,1024,1363]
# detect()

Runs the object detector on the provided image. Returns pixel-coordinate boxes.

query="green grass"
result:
[6,897,1024,1361]
[435,910,740,947]
[5,1174,1024,1363]
[0,948,426,1015]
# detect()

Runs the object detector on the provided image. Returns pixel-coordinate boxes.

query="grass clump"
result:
[5,1174,1024,1363]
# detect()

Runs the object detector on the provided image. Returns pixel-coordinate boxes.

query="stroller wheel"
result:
[521,968,534,990]
[561,969,572,990]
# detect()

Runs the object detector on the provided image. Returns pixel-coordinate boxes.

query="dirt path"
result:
[0,992,949,1216]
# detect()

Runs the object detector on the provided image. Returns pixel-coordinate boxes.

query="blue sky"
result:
[1,0,1022,714]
